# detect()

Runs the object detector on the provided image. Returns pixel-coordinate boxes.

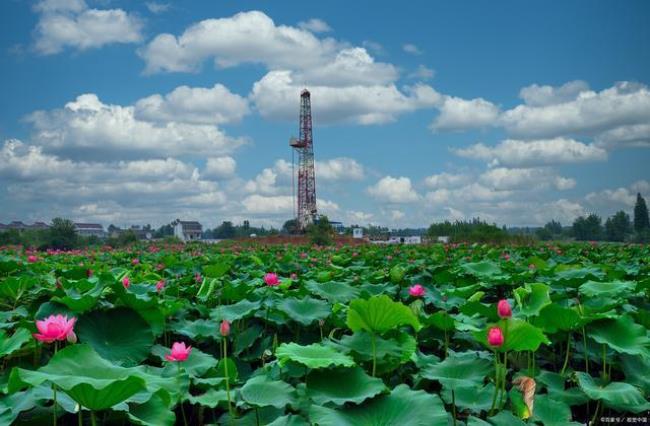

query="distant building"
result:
[352,227,364,239]
[387,235,422,245]
[437,236,450,243]
[172,219,202,242]
[74,223,105,238]
[330,221,345,234]
[0,221,51,232]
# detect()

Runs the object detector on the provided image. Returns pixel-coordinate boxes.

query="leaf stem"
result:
[223,337,234,418]
[560,333,571,376]
[451,389,457,426]
[371,333,377,377]
[489,350,500,416]
[90,411,97,426]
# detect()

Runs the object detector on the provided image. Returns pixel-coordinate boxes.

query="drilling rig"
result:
[290,89,317,230]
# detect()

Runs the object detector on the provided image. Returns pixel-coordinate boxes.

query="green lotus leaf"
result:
[346,295,421,334]
[487,411,526,426]
[389,265,406,283]
[334,331,416,363]
[587,315,650,357]
[186,388,229,408]
[532,395,581,426]
[419,352,492,391]
[576,372,650,413]
[474,319,550,352]
[305,281,360,304]
[534,304,581,333]
[151,345,218,378]
[467,416,492,426]
[8,344,146,410]
[267,414,310,426]
[0,328,31,358]
[620,354,650,393]
[309,384,447,426]
[212,299,261,322]
[461,261,501,277]
[440,383,495,413]
[76,307,154,367]
[128,390,175,426]
[536,370,589,406]
[240,375,296,408]
[306,367,386,405]
[579,280,636,299]
[426,311,456,331]
[513,283,551,317]
[276,342,355,369]
[277,297,331,325]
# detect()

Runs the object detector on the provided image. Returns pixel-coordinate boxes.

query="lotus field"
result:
[1,242,649,425]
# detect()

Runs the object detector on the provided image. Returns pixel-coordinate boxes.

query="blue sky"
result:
[1,0,649,229]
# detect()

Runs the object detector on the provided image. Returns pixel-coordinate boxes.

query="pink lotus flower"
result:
[409,284,425,297]
[488,326,504,347]
[27,255,38,263]
[264,273,280,286]
[220,320,230,337]
[156,263,165,271]
[528,264,536,270]
[195,273,202,283]
[290,273,298,280]
[132,258,140,265]
[122,276,130,289]
[86,269,93,278]
[156,280,165,292]
[497,299,512,318]
[33,315,77,344]
[165,342,192,362]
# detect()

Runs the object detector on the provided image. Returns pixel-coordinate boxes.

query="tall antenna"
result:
[289,89,317,230]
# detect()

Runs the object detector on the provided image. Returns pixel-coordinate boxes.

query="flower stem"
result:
[489,350,500,416]
[560,333,571,376]
[223,337,234,418]
[53,342,58,426]
[370,333,377,377]
[451,389,457,426]
[499,351,508,409]
[177,363,188,426]
[90,411,97,426]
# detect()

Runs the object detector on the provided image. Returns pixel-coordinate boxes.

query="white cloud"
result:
[368,176,419,203]
[134,84,249,125]
[145,2,170,14]
[424,172,470,189]
[480,167,576,191]
[594,124,650,149]
[454,138,607,167]
[203,157,236,179]
[244,168,279,195]
[251,71,440,124]
[402,43,422,55]
[390,210,405,221]
[316,158,364,181]
[297,18,331,33]
[240,194,337,216]
[584,181,650,214]
[26,94,245,159]
[347,210,374,223]
[518,80,590,106]
[501,82,650,141]
[431,96,500,131]
[139,11,341,74]
[409,65,435,80]
[33,0,142,54]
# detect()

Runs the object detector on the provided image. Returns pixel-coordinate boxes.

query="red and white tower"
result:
[290,89,317,230]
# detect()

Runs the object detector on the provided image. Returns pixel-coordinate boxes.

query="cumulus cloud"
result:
[347,210,374,223]
[145,2,170,14]
[251,71,440,124]
[454,138,607,167]
[402,43,422,55]
[501,82,650,142]
[33,0,142,54]
[431,96,500,131]
[134,84,249,125]
[26,94,245,159]
[367,176,419,203]
[203,157,236,179]
[424,172,471,189]
[409,65,435,80]
[479,167,575,191]
[297,18,331,33]
[585,181,649,215]
[316,158,364,181]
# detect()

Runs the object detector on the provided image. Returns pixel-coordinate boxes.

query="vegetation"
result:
[0,242,648,425]
[307,215,334,245]
[427,218,510,243]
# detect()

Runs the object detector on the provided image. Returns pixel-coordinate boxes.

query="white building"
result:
[437,236,450,243]
[387,235,422,245]
[172,219,202,242]
[352,228,364,239]
[74,223,105,238]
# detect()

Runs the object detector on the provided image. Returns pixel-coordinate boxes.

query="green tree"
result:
[48,218,78,249]
[605,211,632,242]
[633,193,649,232]
[572,214,603,241]
[282,219,299,235]
[214,221,236,239]
[307,215,333,246]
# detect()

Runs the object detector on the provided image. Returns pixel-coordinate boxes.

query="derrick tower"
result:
[290,89,317,230]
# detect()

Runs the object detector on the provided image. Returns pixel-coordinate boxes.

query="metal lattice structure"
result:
[290,89,317,230]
